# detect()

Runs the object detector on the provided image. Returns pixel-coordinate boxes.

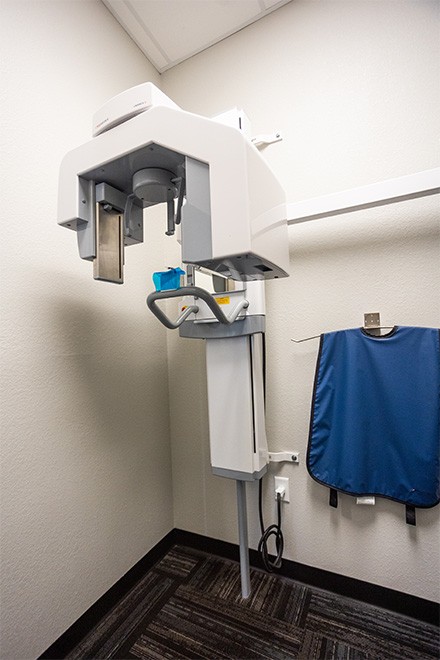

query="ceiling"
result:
[102,0,292,73]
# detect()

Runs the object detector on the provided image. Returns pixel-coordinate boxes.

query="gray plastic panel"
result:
[76,178,96,260]
[83,143,184,197]
[196,253,289,281]
[211,465,267,481]
[181,158,212,263]
[179,315,265,339]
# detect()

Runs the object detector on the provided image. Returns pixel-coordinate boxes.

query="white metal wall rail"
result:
[287,167,440,225]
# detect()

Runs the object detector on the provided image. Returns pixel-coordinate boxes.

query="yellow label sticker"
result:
[215,296,230,305]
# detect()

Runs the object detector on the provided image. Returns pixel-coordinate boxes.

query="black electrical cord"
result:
[257,333,284,572]
[258,478,284,571]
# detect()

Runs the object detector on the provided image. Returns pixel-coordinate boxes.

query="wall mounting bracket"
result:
[251,132,283,148]
[268,451,299,464]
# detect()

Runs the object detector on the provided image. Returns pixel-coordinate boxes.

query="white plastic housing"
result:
[58,85,289,279]
[92,82,180,137]
[211,107,252,138]
[206,333,268,479]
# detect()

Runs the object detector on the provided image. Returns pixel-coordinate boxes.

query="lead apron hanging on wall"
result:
[307,326,440,524]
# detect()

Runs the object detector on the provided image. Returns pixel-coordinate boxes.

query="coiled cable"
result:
[257,476,284,572]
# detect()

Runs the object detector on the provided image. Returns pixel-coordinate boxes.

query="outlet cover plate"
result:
[274,476,290,503]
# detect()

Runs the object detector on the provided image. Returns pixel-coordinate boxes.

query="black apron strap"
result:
[329,488,338,508]
[406,505,416,526]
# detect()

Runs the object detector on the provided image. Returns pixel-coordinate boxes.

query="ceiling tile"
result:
[103,0,293,73]
[103,0,170,70]
[129,0,262,64]
[262,0,290,8]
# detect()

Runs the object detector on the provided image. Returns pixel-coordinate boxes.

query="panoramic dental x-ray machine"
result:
[58,82,289,598]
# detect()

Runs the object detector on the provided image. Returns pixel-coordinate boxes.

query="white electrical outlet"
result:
[274,476,290,503]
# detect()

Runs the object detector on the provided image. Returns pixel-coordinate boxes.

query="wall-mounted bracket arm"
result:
[268,451,299,464]
[251,132,282,148]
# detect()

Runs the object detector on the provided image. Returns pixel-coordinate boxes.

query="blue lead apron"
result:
[307,326,440,524]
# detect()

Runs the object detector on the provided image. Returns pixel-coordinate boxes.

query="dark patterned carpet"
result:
[66,545,439,659]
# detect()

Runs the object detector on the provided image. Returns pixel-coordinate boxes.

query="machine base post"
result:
[236,480,251,599]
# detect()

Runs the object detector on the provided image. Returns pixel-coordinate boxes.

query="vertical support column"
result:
[236,480,251,599]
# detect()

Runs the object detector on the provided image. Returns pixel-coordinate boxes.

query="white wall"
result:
[162,0,440,602]
[0,2,173,658]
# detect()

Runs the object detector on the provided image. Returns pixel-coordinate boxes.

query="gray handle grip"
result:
[146,286,248,330]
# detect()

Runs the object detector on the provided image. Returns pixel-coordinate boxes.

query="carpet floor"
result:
[66,544,439,659]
